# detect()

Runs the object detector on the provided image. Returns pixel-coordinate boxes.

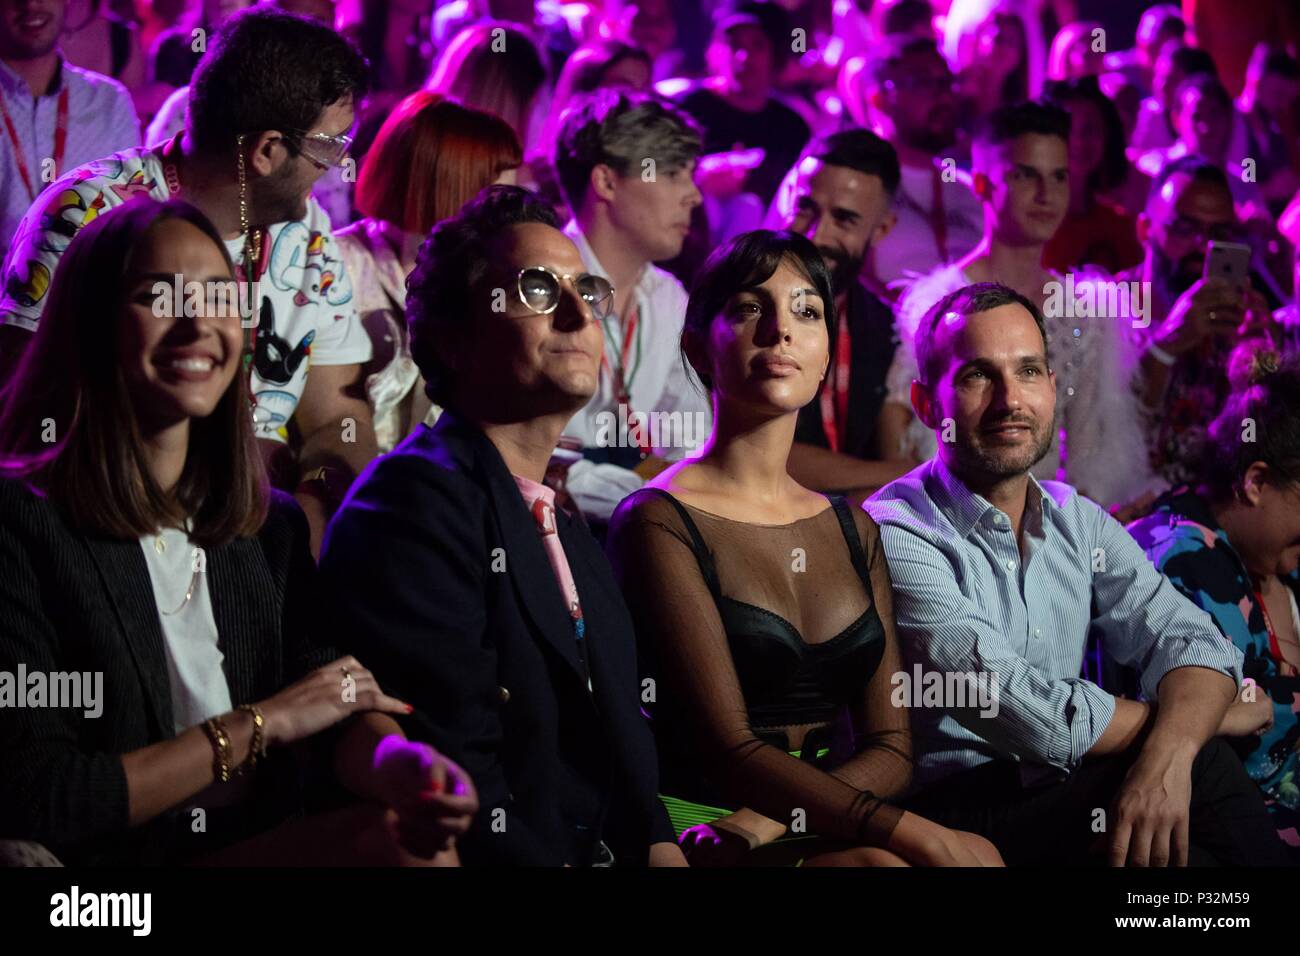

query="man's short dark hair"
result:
[864,34,944,87]
[1163,45,1217,80]
[975,100,1071,149]
[713,0,793,66]
[188,7,370,156]
[881,0,934,37]
[1173,72,1232,112]
[552,89,702,213]
[407,185,563,407]
[1148,155,1232,209]
[914,282,1049,387]
[805,128,901,196]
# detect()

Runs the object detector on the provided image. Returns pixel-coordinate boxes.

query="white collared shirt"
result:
[559,222,712,521]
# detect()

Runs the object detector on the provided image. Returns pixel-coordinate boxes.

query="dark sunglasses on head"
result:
[517,266,615,320]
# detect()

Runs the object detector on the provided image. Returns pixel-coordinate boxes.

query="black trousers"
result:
[903,737,1290,866]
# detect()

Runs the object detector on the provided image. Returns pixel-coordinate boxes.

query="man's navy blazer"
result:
[319,409,674,866]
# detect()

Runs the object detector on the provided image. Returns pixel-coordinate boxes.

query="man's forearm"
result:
[1088,698,1153,756]
[298,410,380,483]
[787,441,913,493]
[1143,665,1236,758]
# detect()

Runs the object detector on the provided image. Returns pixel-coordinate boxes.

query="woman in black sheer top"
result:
[606,230,1002,866]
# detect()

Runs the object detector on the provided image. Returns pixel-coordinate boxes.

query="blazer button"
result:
[498,685,510,703]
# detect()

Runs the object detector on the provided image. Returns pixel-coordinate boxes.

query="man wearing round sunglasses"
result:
[0,7,378,557]
[1117,156,1278,491]
[321,185,687,868]
[551,88,710,530]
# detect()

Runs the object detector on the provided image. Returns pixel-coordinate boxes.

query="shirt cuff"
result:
[1059,680,1116,770]
[0,310,39,333]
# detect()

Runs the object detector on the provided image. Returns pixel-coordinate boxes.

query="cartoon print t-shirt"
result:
[0,143,372,443]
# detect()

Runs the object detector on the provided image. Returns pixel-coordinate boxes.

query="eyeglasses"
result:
[283,128,354,168]
[1163,216,1243,244]
[516,266,615,320]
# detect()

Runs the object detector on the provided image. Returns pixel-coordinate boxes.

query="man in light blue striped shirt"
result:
[867,281,1287,866]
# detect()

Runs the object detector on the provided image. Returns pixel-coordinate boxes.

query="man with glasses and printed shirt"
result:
[0,8,375,556]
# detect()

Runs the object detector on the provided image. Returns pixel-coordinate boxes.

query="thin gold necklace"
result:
[154,531,200,616]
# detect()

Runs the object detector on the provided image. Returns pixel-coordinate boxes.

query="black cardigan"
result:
[320,410,675,866]
[0,480,335,865]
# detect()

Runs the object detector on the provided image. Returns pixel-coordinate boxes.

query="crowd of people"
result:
[0,0,1297,868]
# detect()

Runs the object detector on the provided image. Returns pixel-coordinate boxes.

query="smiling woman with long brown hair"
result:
[605,229,1003,866]
[0,198,476,866]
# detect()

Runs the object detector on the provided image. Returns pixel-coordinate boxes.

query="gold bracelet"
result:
[236,704,266,773]
[202,716,232,783]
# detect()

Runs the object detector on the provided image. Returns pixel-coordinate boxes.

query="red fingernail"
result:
[404,704,414,714]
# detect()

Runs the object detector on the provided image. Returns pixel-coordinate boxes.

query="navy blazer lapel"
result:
[434,412,588,684]
[81,536,172,736]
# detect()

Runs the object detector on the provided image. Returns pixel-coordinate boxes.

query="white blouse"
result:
[139,525,231,736]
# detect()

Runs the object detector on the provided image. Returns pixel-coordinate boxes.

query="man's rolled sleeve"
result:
[1089,509,1243,698]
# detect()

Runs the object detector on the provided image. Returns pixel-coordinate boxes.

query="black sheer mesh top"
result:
[606,488,913,846]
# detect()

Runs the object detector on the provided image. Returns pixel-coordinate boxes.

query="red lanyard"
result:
[1256,586,1300,677]
[1,86,69,201]
[819,311,851,453]
[601,303,650,453]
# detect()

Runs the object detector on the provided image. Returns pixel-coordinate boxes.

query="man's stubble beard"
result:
[250,164,310,226]
[949,411,1056,482]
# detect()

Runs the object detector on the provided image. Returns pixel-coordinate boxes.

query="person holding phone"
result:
[1116,157,1278,491]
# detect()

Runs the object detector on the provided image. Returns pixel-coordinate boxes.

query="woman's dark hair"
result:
[188,7,371,156]
[1043,76,1129,193]
[406,185,563,408]
[426,22,549,142]
[990,12,1029,106]
[0,199,268,546]
[682,229,837,393]
[1203,346,1300,503]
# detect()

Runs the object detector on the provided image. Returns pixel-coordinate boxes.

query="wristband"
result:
[1146,342,1177,366]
